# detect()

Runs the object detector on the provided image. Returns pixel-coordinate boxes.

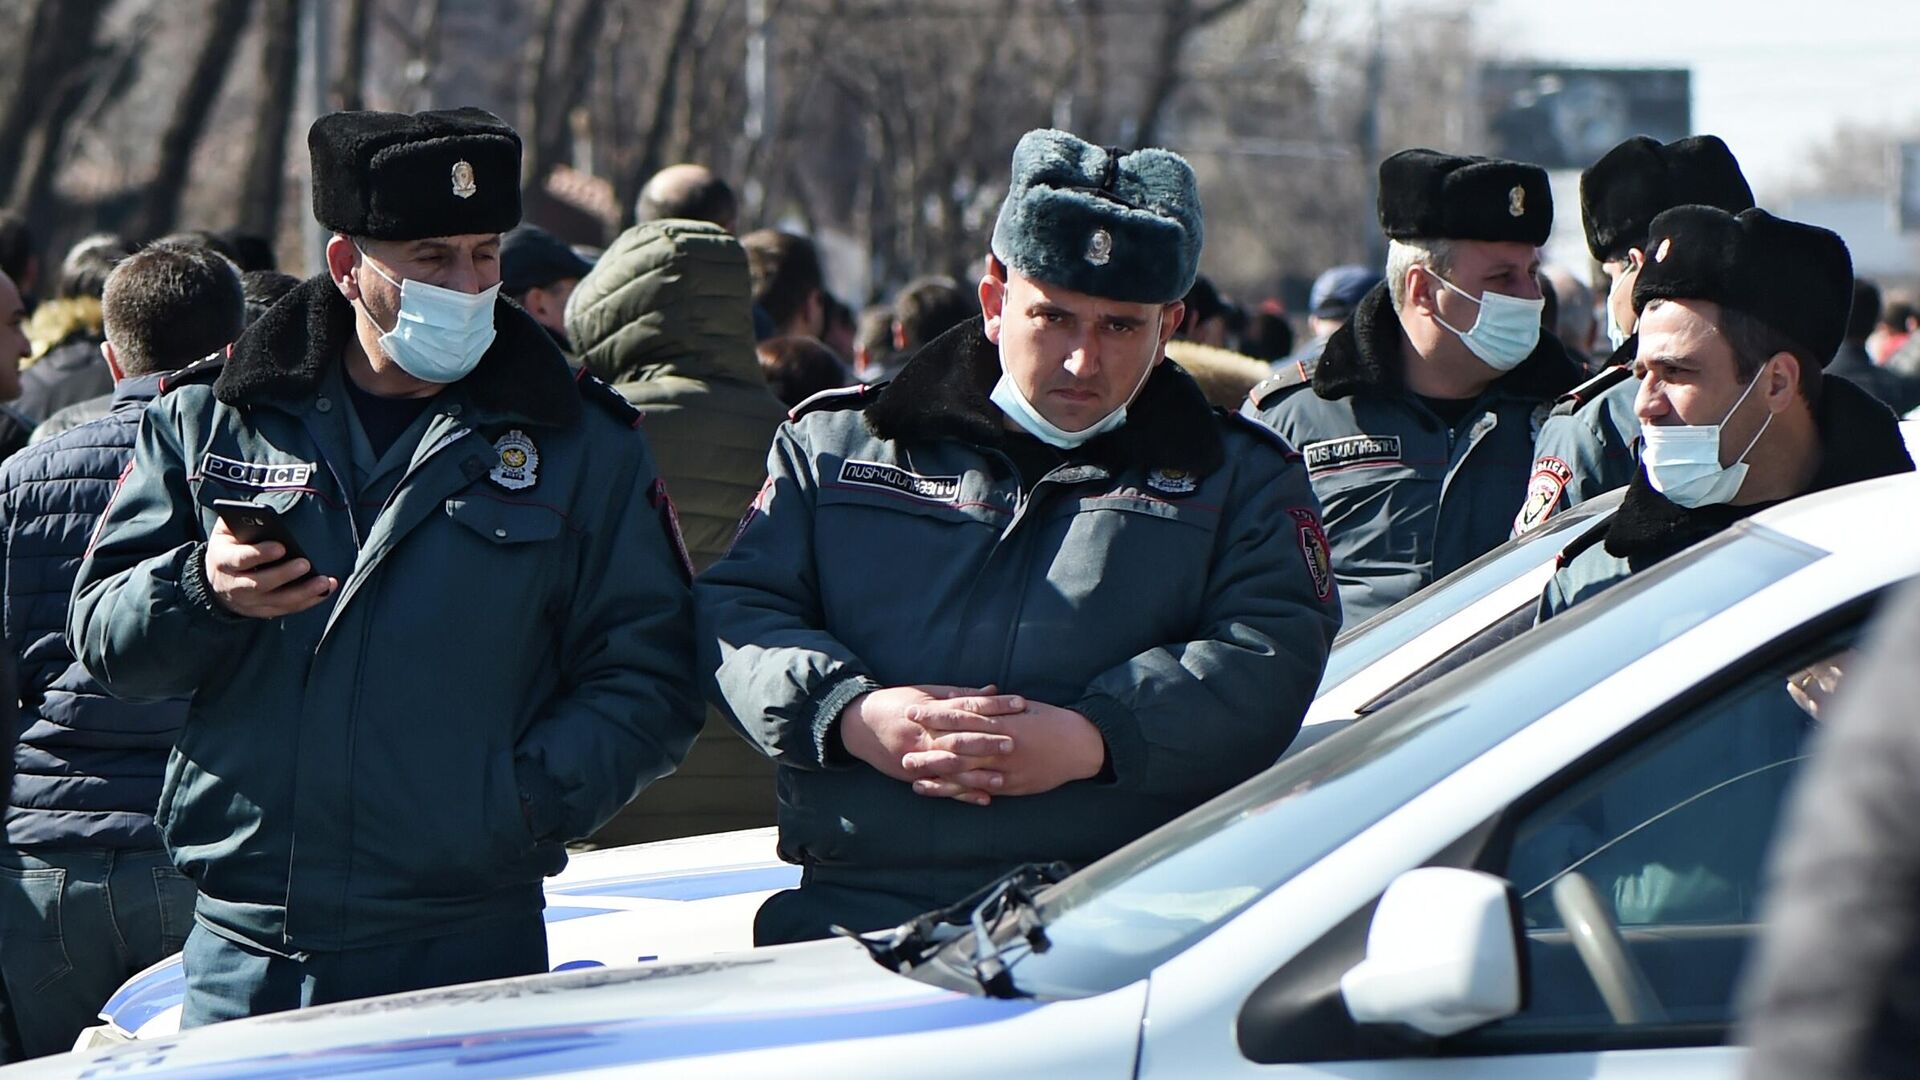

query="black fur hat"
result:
[1633,206,1852,364]
[309,108,521,241]
[990,129,1202,304]
[1376,149,1551,245]
[1581,135,1753,264]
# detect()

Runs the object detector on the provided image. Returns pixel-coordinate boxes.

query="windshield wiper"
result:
[834,861,1070,997]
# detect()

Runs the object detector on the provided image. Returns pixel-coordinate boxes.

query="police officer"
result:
[1513,135,1755,534]
[1244,149,1579,624]
[68,109,702,1022]
[1541,206,1914,615]
[696,129,1341,945]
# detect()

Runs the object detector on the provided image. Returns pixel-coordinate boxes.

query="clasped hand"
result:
[839,684,1106,807]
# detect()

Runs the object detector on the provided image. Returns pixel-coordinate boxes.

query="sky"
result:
[1320,0,1920,200]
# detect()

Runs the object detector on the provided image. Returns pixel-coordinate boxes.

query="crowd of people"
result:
[0,101,1913,1066]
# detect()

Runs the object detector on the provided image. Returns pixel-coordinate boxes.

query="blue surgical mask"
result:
[356,246,500,384]
[1604,265,1633,352]
[1640,363,1774,509]
[990,318,1162,449]
[1423,266,1544,372]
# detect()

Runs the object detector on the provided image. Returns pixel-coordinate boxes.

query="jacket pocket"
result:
[444,496,567,546]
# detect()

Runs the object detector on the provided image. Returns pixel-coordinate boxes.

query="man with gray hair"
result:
[1245,149,1579,623]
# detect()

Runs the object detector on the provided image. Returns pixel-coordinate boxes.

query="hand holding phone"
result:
[206,499,335,618]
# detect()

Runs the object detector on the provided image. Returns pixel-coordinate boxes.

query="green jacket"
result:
[696,320,1342,925]
[567,220,788,843]
[68,277,701,953]
[569,218,785,573]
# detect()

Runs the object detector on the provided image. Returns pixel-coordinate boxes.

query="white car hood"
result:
[18,939,1143,1079]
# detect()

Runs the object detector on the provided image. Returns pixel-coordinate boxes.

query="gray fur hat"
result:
[989,129,1202,305]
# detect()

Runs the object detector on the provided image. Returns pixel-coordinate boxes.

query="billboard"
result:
[1481,65,1692,170]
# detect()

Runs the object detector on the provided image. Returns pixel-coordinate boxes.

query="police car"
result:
[73,828,797,1044]
[18,469,1917,1078]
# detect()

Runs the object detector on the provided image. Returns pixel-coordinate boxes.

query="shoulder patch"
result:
[574,369,643,428]
[1513,455,1575,535]
[1247,358,1315,410]
[1550,364,1631,418]
[158,350,227,394]
[1222,409,1303,460]
[789,383,875,421]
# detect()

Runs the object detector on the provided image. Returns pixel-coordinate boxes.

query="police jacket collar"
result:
[1312,281,1581,403]
[1598,373,1916,564]
[213,274,581,428]
[864,316,1225,475]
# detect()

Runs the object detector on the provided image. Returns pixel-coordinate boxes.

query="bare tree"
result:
[238,0,302,240]
[1134,0,1261,147]
[135,0,254,238]
[0,0,112,202]
[614,0,703,230]
[333,0,371,111]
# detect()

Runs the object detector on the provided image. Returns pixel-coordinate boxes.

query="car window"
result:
[1469,630,1858,1045]
[941,524,1820,1001]
[1316,492,1620,695]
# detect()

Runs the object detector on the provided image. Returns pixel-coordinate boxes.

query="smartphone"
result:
[211,499,311,570]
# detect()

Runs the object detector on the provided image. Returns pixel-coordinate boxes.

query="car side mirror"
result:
[1339,867,1522,1037]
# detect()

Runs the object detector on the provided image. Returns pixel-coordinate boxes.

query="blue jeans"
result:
[180,913,548,1028]
[0,846,195,1061]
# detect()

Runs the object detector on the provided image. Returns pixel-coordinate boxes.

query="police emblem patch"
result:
[1513,455,1575,535]
[452,160,477,199]
[1508,185,1526,217]
[1085,228,1113,266]
[1146,467,1198,495]
[1288,508,1335,602]
[489,429,538,490]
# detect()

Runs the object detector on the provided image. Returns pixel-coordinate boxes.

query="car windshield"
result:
[938,524,1821,1000]
[1316,491,1622,694]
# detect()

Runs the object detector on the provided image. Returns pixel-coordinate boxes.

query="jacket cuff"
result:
[513,755,566,842]
[812,672,881,770]
[1076,693,1146,788]
[181,543,249,624]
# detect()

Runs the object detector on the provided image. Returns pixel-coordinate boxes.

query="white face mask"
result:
[355,245,500,384]
[1604,260,1634,352]
[990,315,1163,450]
[1641,363,1774,509]
[1422,266,1544,372]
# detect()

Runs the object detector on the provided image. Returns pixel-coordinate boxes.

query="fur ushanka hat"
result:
[310,107,522,241]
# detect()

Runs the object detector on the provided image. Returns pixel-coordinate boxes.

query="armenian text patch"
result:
[837,460,960,503]
[1303,435,1402,474]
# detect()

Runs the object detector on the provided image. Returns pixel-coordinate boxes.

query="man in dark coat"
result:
[1245,149,1580,624]
[1542,207,1914,616]
[0,243,243,1061]
[698,129,1341,945]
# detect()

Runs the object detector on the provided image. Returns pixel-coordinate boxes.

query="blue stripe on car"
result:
[549,865,800,901]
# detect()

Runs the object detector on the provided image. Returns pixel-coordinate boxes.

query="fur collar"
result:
[864,317,1225,474]
[1603,373,1916,563]
[1312,282,1580,402]
[214,274,580,428]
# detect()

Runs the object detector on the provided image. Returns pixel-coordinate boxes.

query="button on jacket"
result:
[67,277,702,954]
[696,320,1341,921]
[1244,283,1580,624]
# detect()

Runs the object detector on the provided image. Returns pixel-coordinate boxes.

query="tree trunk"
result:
[237,0,302,240]
[0,0,111,200]
[615,0,702,230]
[333,0,371,111]
[135,0,254,239]
[523,0,605,191]
[1133,0,1255,147]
